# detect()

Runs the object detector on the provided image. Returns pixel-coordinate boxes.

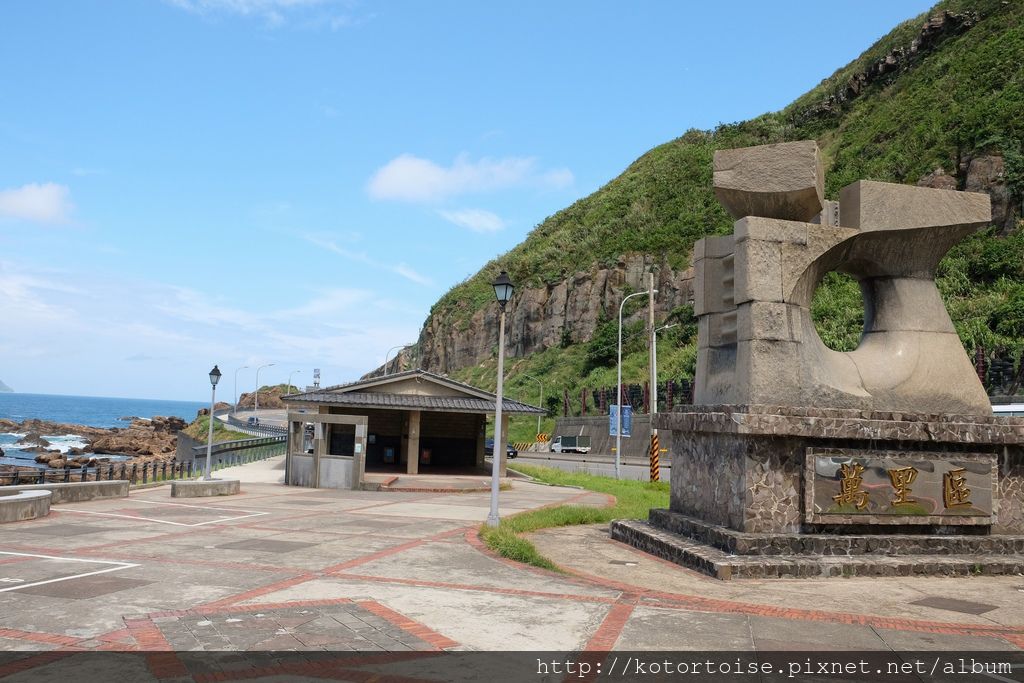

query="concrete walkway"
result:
[214,454,287,484]
[0,476,1021,677]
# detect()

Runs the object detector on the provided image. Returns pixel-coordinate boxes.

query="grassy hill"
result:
[421,0,1024,442]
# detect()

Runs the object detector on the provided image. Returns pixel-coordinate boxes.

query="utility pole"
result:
[648,271,659,482]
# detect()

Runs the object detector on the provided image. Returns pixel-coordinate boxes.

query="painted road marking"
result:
[0,551,139,593]
[59,499,268,527]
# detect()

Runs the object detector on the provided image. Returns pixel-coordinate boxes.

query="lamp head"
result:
[209,365,222,387]
[492,271,514,308]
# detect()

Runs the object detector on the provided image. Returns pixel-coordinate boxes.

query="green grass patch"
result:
[478,463,669,571]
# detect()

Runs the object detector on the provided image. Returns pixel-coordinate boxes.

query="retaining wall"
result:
[553,415,673,459]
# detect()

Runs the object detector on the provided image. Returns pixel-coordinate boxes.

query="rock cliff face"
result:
[794,10,978,124]
[416,255,693,375]
[918,154,1017,235]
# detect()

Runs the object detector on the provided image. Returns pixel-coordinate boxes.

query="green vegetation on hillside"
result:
[431,0,1024,409]
[183,416,251,443]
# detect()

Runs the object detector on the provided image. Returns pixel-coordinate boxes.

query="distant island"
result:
[0,379,12,393]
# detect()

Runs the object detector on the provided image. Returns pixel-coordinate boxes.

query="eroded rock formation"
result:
[413,255,693,376]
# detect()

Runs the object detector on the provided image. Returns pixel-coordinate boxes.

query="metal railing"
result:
[191,434,286,471]
[225,414,288,437]
[2,434,287,487]
[1,460,199,486]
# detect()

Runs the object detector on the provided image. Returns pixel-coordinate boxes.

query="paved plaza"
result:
[0,462,1022,678]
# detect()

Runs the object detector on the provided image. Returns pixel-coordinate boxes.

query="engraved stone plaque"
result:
[804,448,995,525]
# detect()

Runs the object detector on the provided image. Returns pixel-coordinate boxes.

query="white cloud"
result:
[0,260,420,398]
[367,153,573,202]
[0,183,74,224]
[302,233,433,286]
[438,208,506,233]
[167,0,355,28]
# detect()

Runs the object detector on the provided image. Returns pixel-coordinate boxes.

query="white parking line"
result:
[0,551,139,593]
[59,506,267,527]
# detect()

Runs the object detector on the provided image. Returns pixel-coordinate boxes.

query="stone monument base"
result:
[612,512,1024,580]
[615,405,1024,579]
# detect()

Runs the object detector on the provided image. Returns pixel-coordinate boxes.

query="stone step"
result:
[610,519,1024,580]
[648,508,1024,556]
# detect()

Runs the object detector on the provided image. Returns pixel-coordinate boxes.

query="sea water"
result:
[0,392,206,468]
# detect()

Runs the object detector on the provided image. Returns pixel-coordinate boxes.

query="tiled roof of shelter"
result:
[282,390,543,414]
[282,369,545,415]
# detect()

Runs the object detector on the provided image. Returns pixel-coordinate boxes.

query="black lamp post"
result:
[205,365,222,481]
[487,271,514,527]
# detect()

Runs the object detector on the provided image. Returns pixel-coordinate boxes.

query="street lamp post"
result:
[204,365,222,481]
[486,271,514,528]
[232,366,248,416]
[616,289,654,479]
[254,363,275,417]
[652,323,679,414]
[520,373,544,438]
[286,370,302,395]
[384,344,414,376]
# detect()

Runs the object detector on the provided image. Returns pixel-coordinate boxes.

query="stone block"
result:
[692,234,735,261]
[692,253,735,316]
[171,478,240,497]
[735,338,803,404]
[733,239,783,305]
[839,180,990,232]
[733,216,810,246]
[736,301,799,342]
[713,141,824,221]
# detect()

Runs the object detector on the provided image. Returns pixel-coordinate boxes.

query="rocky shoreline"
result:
[0,415,186,475]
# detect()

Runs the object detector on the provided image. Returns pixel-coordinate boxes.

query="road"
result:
[513,452,671,481]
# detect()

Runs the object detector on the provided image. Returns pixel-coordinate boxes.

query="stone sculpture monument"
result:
[613,141,1024,579]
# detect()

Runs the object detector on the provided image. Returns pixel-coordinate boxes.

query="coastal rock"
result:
[197,401,232,417]
[87,416,184,459]
[14,419,107,440]
[48,458,66,469]
[236,387,290,410]
[16,433,51,448]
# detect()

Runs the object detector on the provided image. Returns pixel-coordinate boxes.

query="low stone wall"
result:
[171,479,240,498]
[3,480,129,504]
[0,489,51,522]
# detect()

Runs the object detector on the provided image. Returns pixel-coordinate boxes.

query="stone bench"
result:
[171,479,240,498]
[0,489,51,523]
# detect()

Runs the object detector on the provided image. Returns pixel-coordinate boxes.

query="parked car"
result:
[484,438,518,459]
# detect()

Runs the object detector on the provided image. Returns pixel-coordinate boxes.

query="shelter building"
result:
[281,369,544,489]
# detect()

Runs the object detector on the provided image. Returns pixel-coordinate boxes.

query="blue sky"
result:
[0,0,934,401]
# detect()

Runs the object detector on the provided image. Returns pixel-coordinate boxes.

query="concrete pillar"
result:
[499,413,510,477]
[475,415,486,468]
[400,412,409,467]
[406,410,420,475]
